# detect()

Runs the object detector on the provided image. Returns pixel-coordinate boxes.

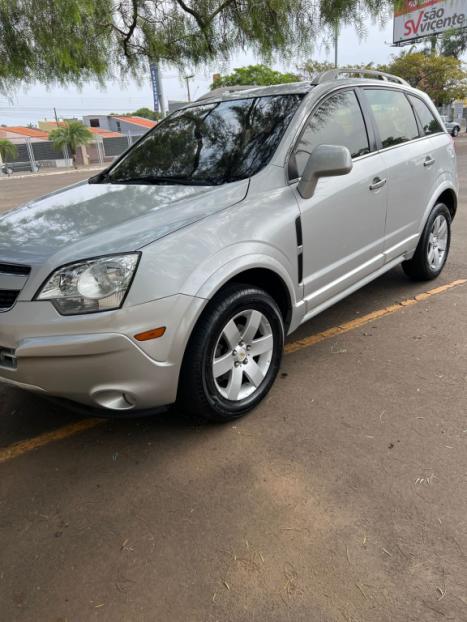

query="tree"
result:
[211,64,300,89]
[297,60,335,80]
[379,52,467,106]
[48,121,93,168]
[297,60,374,80]
[440,30,467,58]
[132,107,160,121]
[0,0,391,93]
[114,107,160,121]
[0,138,17,162]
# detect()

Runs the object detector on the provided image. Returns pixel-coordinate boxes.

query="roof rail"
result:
[315,69,409,86]
[197,85,257,101]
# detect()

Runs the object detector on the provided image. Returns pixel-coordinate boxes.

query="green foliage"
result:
[297,60,375,80]
[132,107,160,121]
[0,0,112,93]
[440,30,467,58]
[0,138,17,161]
[297,60,335,79]
[115,107,161,121]
[0,0,392,93]
[49,121,93,165]
[211,64,300,89]
[379,52,467,106]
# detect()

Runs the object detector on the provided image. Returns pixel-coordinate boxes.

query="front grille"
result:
[0,262,31,276]
[0,290,19,310]
[0,347,16,369]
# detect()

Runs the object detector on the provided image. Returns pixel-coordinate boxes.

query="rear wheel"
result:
[177,285,284,422]
[402,203,451,281]
[452,127,459,137]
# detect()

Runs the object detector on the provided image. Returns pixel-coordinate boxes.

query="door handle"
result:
[369,177,387,191]
[424,156,435,167]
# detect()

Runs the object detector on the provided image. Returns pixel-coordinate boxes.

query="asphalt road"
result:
[0,142,466,621]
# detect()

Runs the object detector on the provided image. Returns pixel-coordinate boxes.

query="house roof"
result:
[41,120,66,127]
[3,126,49,138]
[88,127,122,138]
[112,116,156,129]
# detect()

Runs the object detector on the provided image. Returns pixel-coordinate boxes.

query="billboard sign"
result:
[393,0,467,44]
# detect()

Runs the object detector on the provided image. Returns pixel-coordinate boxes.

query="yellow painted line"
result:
[0,418,103,465]
[285,278,467,354]
[0,278,465,465]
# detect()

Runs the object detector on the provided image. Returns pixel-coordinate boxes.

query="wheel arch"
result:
[420,183,458,233]
[176,265,294,411]
[210,267,293,331]
[436,188,457,220]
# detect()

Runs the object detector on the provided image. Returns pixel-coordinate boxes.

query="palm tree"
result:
[0,139,17,165]
[49,121,93,168]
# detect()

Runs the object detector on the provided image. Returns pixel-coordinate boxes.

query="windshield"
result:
[106,94,303,185]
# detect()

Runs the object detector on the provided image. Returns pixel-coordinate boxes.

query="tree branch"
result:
[174,0,206,29]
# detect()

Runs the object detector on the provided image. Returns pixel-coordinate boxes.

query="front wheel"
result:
[402,203,451,281]
[452,127,459,137]
[177,285,284,422]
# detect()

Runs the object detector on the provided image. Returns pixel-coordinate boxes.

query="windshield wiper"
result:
[108,175,221,186]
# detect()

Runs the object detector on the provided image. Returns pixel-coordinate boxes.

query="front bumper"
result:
[0,295,205,410]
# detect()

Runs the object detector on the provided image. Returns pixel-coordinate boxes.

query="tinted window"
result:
[292,90,369,177]
[409,96,443,135]
[365,89,419,149]
[108,95,303,185]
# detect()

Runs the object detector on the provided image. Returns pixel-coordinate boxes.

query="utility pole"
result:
[334,21,339,68]
[184,74,195,102]
[53,107,59,125]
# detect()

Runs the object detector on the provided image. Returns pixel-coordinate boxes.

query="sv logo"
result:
[404,11,424,35]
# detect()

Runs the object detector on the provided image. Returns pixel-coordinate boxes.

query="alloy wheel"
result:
[212,309,274,401]
[427,214,448,271]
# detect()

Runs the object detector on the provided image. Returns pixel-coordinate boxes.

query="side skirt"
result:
[298,254,407,327]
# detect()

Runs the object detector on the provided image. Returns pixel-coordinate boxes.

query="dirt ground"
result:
[0,138,466,621]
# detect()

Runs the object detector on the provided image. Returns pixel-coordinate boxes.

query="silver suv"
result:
[0,70,457,421]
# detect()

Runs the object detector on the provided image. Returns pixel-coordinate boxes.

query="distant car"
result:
[440,115,461,137]
[1,161,40,175]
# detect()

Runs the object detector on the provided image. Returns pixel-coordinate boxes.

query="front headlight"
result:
[35,253,140,315]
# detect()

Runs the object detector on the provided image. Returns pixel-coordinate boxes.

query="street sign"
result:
[393,0,467,45]
[149,62,161,113]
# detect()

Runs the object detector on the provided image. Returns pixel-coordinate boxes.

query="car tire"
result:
[177,284,284,422]
[402,203,451,281]
[452,127,459,137]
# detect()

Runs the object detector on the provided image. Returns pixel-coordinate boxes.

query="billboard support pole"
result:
[334,21,339,68]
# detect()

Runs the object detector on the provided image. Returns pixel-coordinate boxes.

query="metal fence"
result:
[1,132,146,174]
[1,137,71,172]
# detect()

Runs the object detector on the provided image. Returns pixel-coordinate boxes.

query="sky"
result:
[0,17,398,127]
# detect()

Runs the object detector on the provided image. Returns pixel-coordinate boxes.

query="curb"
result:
[0,166,105,181]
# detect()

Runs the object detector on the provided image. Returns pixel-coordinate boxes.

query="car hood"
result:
[0,179,249,265]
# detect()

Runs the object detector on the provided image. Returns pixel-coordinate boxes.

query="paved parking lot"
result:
[1,142,466,621]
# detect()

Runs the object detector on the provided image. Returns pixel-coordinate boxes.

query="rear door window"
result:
[292,90,370,178]
[365,89,419,149]
[408,96,443,135]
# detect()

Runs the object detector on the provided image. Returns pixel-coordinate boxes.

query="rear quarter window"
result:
[365,89,419,149]
[408,96,443,135]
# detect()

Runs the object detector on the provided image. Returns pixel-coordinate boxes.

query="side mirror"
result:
[297,144,353,199]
